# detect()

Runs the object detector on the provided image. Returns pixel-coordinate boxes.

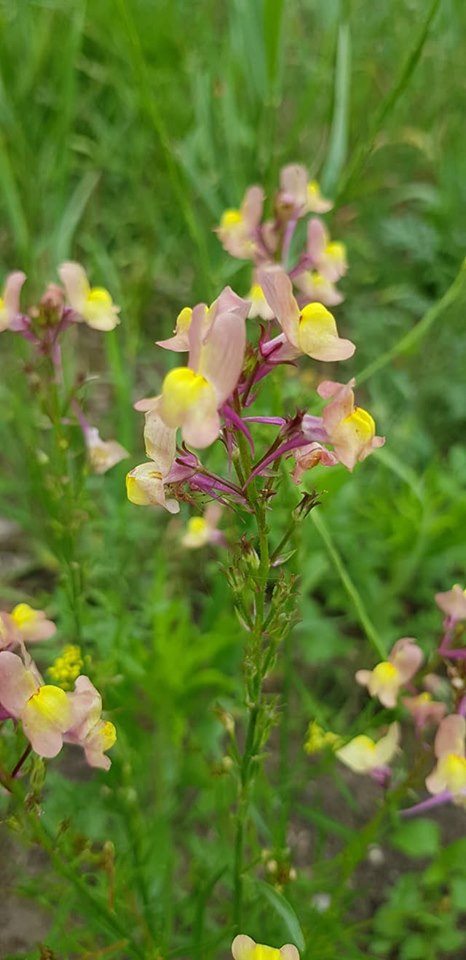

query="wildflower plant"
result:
[128,162,385,931]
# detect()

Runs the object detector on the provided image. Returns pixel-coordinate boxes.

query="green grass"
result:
[1,1,466,958]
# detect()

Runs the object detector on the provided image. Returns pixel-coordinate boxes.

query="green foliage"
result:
[1,0,466,958]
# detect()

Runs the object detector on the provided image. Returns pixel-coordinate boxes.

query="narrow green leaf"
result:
[254,879,306,951]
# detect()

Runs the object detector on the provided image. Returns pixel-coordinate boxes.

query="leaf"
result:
[254,879,305,951]
[391,818,440,858]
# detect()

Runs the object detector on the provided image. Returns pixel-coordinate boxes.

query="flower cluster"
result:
[0,263,128,476]
[305,585,466,809]
[127,163,384,518]
[0,603,115,771]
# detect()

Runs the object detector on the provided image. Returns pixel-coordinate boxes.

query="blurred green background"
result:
[1,1,466,957]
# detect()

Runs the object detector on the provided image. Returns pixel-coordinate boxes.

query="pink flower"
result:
[356,638,424,708]
[425,715,466,802]
[9,604,56,643]
[404,692,447,730]
[0,612,21,651]
[278,164,332,216]
[317,379,385,471]
[216,186,264,260]
[0,651,72,758]
[294,270,344,307]
[66,676,116,771]
[84,427,128,474]
[156,286,248,353]
[306,219,347,282]
[126,411,181,513]
[435,585,466,621]
[259,267,355,362]
[181,503,224,549]
[156,293,249,448]
[58,262,120,331]
[0,272,27,332]
[291,443,338,483]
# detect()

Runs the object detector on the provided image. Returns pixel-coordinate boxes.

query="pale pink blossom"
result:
[0,272,26,332]
[425,715,466,801]
[0,651,72,758]
[336,723,400,775]
[317,379,385,471]
[294,270,344,307]
[216,186,264,260]
[84,427,128,474]
[9,604,56,643]
[232,934,299,960]
[306,219,347,282]
[291,443,338,483]
[435,585,466,621]
[58,262,120,331]
[278,164,332,216]
[66,676,116,771]
[356,638,423,709]
[404,692,447,730]
[181,503,224,549]
[259,267,355,363]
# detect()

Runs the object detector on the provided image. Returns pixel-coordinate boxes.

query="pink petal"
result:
[307,218,327,261]
[3,271,26,316]
[58,261,89,313]
[390,638,424,683]
[0,651,38,716]
[241,185,264,229]
[434,715,466,759]
[197,307,247,405]
[258,267,300,349]
[144,407,177,474]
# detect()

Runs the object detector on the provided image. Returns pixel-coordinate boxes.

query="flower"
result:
[126,411,180,513]
[0,651,72,758]
[157,286,248,353]
[336,722,400,774]
[48,645,84,690]
[259,267,355,362]
[66,676,116,771]
[425,715,466,801]
[435,584,466,621]
[0,272,26,332]
[291,442,338,483]
[316,378,385,471]
[217,186,264,260]
[232,935,299,960]
[156,294,249,448]
[278,164,332,216]
[304,721,342,755]
[0,612,20,651]
[58,262,120,331]
[356,638,423,709]
[247,282,275,320]
[294,270,344,307]
[181,503,223,549]
[84,427,128,474]
[404,692,446,730]
[10,603,56,643]
[306,219,347,283]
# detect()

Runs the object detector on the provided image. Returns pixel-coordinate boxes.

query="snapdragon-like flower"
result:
[336,722,400,774]
[425,715,466,802]
[84,426,129,475]
[317,378,385,471]
[435,584,466,621]
[157,286,248,353]
[10,603,56,643]
[217,186,264,260]
[232,935,299,960]
[58,262,120,331]
[404,692,446,730]
[294,269,344,307]
[247,278,275,320]
[0,651,72,758]
[356,638,423,709]
[126,411,181,513]
[0,272,26,332]
[259,266,355,362]
[278,163,332,217]
[305,218,347,283]
[291,442,338,483]
[156,294,249,448]
[181,503,224,549]
[66,676,116,771]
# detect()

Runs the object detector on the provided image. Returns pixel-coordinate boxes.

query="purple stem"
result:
[221,403,255,455]
[401,791,452,817]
